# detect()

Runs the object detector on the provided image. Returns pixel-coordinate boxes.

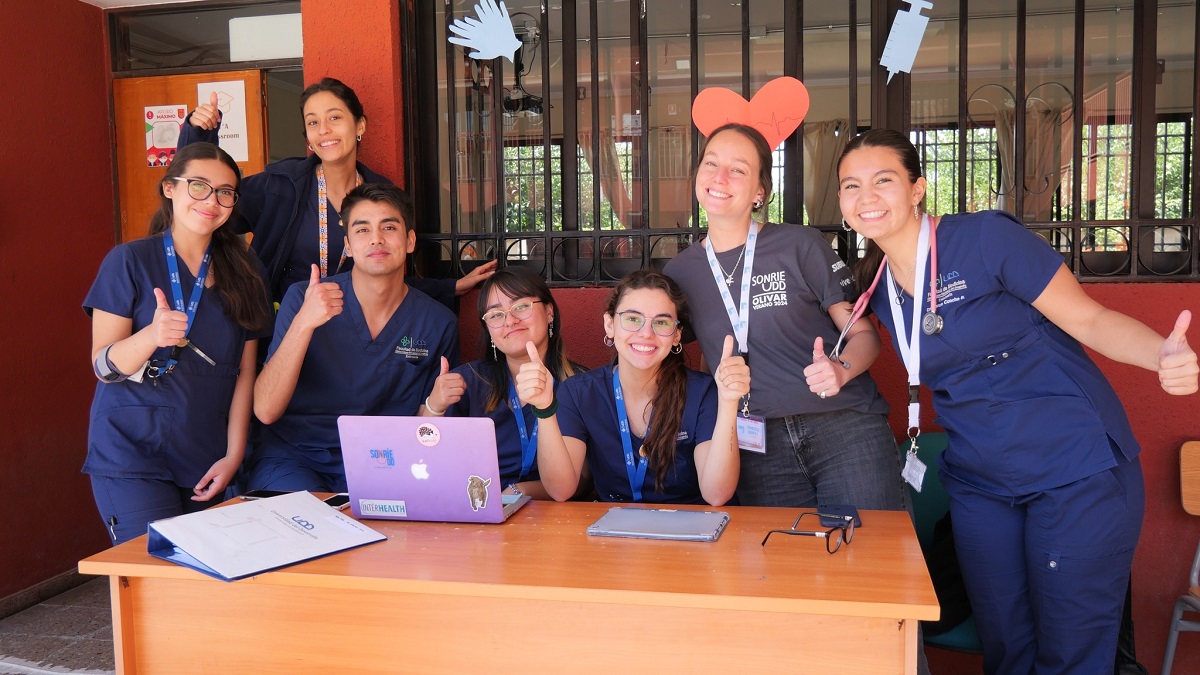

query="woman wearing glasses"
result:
[179,78,495,306]
[419,267,580,499]
[83,143,272,544]
[529,270,750,505]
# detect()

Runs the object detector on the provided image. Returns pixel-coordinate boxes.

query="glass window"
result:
[111,2,301,72]
[414,0,1199,284]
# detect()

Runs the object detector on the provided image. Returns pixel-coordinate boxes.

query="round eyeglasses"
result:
[615,310,680,337]
[761,512,856,553]
[482,300,542,328]
[170,177,239,208]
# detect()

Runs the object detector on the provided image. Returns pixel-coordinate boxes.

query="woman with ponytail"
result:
[528,270,749,505]
[84,142,272,545]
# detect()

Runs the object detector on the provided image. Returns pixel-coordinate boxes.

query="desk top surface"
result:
[80,501,938,620]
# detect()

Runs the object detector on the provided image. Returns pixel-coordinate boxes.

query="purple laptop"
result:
[337,416,531,523]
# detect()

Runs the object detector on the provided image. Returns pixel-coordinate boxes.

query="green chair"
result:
[908,431,984,654]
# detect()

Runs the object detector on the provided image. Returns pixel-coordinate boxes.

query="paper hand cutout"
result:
[448,0,521,64]
[881,0,934,84]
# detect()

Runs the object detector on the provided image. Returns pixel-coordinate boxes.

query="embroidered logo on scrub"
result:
[466,475,491,511]
[751,270,789,310]
[394,335,431,360]
[934,270,967,307]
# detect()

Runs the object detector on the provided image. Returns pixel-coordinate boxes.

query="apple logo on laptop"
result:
[411,461,430,480]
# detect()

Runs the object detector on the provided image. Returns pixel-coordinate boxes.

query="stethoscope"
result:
[829,214,941,362]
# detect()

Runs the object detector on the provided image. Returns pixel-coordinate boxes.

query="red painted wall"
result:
[300,0,406,187]
[9,2,1185,670]
[0,0,114,600]
[459,282,1200,673]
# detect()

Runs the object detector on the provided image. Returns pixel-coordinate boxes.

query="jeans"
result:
[738,409,909,511]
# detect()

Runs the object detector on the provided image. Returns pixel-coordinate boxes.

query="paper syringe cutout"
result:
[880,0,934,84]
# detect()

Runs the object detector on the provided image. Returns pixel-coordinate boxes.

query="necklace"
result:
[715,245,747,285]
[888,260,916,305]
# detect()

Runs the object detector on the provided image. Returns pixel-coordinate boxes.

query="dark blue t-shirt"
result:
[556,366,718,504]
[869,210,1139,495]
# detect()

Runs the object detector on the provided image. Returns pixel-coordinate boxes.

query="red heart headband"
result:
[691,77,811,149]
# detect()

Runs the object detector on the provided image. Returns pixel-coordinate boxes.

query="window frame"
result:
[406,0,1199,286]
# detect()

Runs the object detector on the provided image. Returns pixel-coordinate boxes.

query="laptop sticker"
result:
[467,475,492,511]
[416,422,441,447]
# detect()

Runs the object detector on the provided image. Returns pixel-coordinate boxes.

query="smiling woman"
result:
[529,270,749,506]
[178,77,494,306]
[838,128,1198,675]
[420,267,580,499]
[664,123,910,516]
[82,142,272,545]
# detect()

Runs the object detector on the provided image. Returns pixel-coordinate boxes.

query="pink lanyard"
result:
[829,215,939,362]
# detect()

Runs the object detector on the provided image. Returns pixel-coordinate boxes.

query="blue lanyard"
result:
[508,380,538,480]
[162,233,211,372]
[611,367,649,502]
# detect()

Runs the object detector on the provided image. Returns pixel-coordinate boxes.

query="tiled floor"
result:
[0,579,114,675]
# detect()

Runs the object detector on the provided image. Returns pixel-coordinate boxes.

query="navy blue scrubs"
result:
[556,366,718,504]
[84,237,269,544]
[445,362,550,487]
[248,272,459,492]
[870,210,1143,674]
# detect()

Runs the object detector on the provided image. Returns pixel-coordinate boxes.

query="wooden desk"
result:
[80,501,937,674]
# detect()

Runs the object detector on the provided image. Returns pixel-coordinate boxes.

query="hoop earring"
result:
[491,340,497,360]
[548,324,554,339]
[671,344,682,355]
[842,219,852,232]
[753,199,764,210]
[307,144,313,152]
[356,134,362,142]
[603,335,614,348]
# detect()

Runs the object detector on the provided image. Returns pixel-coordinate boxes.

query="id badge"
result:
[736,414,767,453]
[901,447,927,491]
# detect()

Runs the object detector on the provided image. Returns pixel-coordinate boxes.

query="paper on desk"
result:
[147,491,385,581]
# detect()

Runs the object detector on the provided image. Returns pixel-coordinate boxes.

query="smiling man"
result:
[247,183,459,492]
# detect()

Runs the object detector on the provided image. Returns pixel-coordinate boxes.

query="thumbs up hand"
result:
[426,356,466,414]
[1159,310,1199,395]
[189,91,222,131]
[803,336,843,400]
[515,341,555,410]
[714,335,750,403]
[150,287,189,347]
[295,264,344,331]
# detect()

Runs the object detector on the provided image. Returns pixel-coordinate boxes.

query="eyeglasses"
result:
[170,177,239,208]
[481,300,542,328]
[615,310,680,337]
[761,512,856,553]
